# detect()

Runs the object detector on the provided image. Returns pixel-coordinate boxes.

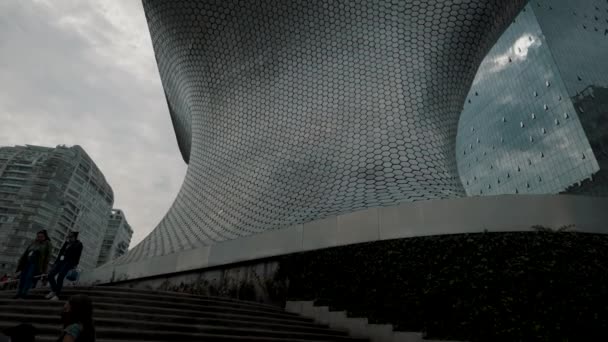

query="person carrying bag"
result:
[46,231,83,301]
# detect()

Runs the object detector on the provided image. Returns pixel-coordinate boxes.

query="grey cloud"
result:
[0,0,187,246]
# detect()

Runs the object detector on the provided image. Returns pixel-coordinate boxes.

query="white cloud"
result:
[0,0,187,246]
[490,33,542,73]
[472,32,542,87]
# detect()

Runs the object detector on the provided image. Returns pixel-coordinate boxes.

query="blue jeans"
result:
[48,262,71,295]
[17,262,36,297]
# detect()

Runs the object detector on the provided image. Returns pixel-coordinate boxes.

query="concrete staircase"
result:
[286,301,464,342]
[0,286,368,342]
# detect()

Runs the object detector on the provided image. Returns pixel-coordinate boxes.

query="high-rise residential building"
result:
[97,209,133,267]
[0,145,114,273]
[457,1,608,196]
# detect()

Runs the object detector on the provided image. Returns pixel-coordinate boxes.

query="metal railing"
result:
[0,274,47,285]
[1,274,48,291]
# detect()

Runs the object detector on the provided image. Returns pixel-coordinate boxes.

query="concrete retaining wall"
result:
[82,195,608,285]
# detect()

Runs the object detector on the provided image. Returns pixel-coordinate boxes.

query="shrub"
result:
[281,232,608,341]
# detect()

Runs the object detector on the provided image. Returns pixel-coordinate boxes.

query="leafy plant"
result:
[280,232,608,341]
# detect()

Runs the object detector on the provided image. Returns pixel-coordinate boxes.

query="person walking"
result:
[58,294,95,342]
[46,231,82,301]
[14,230,51,299]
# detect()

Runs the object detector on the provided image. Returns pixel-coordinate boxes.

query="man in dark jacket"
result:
[46,231,82,301]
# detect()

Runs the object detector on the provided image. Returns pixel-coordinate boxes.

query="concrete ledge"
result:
[286,300,466,342]
[81,195,608,284]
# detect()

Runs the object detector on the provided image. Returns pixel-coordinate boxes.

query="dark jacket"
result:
[56,241,83,268]
[17,240,51,275]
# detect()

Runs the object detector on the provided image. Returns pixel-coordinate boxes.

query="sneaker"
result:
[50,295,59,301]
[45,292,56,299]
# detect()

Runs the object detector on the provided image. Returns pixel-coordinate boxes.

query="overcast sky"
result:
[0,0,187,246]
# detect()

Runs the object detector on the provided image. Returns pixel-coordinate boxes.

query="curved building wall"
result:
[118,0,527,264]
[165,93,191,164]
[457,0,608,196]
[536,0,608,196]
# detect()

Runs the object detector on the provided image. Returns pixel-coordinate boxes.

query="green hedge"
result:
[279,232,608,341]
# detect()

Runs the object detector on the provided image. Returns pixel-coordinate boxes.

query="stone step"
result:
[36,336,360,342]
[0,287,287,314]
[72,286,282,310]
[0,312,343,336]
[0,298,301,321]
[0,287,367,341]
[0,322,368,341]
[1,303,315,326]
[286,301,465,342]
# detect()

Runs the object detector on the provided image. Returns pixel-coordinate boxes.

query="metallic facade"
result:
[456,2,608,196]
[120,0,527,263]
[538,0,608,196]
[0,145,114,272]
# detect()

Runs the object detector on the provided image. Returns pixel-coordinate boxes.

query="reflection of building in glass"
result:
[457,1,608,196]
[0,145,114,273]
[564,86,608,195]
[97,209,132,267]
